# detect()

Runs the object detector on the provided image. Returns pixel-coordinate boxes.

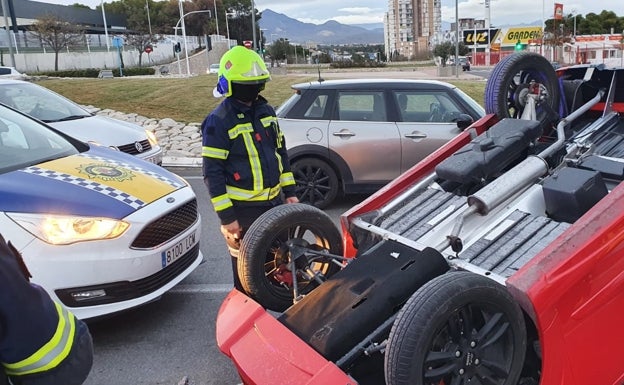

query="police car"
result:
[0,103,202,320]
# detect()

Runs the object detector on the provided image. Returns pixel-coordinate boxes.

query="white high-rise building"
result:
[385,0,441,61]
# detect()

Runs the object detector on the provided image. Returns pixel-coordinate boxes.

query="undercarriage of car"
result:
[217,52,624,385]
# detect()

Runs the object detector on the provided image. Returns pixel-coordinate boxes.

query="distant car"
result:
[447,57,471,71]
[0,103,203,319]
[276,78,485,208]
[208,63,220,74]
[459,57,471,71]
[0,79,162,165]
[0,66,25,79]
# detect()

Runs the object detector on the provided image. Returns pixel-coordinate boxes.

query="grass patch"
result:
[36,74,486,124]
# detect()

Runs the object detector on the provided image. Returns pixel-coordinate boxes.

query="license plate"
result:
[145,155,161,164]
[161,231,197,268]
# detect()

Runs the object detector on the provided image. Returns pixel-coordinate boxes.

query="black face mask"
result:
[231,83,265,103]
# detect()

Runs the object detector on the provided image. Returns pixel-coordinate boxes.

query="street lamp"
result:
[174,6,212,77]
[213,0,219,36]
[101,0,109,51]
[270,33,278,44]
[293,43,297,64]
[225,12,236,48]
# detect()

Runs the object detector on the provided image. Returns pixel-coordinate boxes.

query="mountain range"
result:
[258,9,384,45]
[257,9,541,46]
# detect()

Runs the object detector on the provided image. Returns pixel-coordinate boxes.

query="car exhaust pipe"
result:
[467,88,604,216]
[438,88,605,252]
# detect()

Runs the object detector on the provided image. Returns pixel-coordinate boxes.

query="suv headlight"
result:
[7,213,129,245]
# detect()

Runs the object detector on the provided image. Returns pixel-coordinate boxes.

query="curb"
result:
[162,156,202,168]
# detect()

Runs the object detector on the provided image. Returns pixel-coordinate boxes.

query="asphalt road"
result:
[83,166,366,385]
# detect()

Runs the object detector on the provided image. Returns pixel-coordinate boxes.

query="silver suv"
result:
[277,79,485,208]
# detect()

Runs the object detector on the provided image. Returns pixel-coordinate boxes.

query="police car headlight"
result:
[7,213,129,245]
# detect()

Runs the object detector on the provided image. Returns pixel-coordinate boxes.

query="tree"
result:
[433,41,469,67]
[125,33,155,66]
[30,15,84,71]
[267,38,290,63]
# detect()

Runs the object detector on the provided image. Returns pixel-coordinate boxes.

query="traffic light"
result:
[515,40,523,51]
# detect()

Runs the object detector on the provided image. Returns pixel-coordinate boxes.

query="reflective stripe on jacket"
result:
[2,303,75,376]
[0,234,77,378]
[201,96,296,224]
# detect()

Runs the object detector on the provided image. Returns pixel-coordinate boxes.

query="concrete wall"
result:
[7,35,235,75]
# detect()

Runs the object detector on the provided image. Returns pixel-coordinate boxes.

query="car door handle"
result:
[405,133,427,139]
[332,131,356,137]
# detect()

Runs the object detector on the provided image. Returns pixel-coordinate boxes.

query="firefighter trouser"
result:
[223,204,280,292]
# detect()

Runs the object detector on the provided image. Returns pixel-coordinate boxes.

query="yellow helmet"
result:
[213,45,270,98]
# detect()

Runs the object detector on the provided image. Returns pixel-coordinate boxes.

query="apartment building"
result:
[385,0,441,60]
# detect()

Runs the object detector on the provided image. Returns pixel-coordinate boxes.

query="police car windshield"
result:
[0,105,83,174]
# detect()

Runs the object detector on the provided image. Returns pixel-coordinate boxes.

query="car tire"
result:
[384,271,527,385]
[292,158,339,209]
[238,203,343,311]
[485,51,560,131]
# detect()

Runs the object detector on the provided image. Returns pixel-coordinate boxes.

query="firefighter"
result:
[202,45,299,291]
[0,233,93,385]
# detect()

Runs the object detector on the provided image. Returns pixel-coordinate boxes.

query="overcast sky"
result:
[50,0,622,28]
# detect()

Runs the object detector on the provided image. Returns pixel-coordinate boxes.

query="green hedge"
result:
[329,60,387,69]
[32,67,156,78]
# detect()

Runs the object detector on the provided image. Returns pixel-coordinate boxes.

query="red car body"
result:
[217,62,624,384]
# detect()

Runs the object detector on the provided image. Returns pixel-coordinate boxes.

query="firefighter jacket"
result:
[201,96,296,225]
[0,233,86,380]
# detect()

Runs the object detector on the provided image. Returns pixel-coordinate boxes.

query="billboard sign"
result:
[463,28,500,46]
[502,27,543,45]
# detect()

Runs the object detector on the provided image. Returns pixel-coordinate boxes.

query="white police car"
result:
[0,103,202,319]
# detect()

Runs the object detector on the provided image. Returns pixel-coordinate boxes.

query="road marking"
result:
[169,283,233,293]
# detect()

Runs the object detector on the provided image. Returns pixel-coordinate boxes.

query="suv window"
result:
[394,91,467,123]
[337,91,386,122]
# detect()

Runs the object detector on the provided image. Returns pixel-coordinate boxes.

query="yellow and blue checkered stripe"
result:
[20,167,146,210]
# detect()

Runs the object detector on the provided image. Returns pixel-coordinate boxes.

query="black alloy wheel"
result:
[292,158,339,209]
[385,271,527,385]
[238,203,343,311]
[485,51,560,133]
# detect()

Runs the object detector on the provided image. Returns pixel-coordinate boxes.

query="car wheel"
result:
[238,203,343,311]
[385,271,527,385]
[292,158,339,209]
[485,51,560,131]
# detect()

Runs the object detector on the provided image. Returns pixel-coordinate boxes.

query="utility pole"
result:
[251,0,257,50]
[0,0,15,66]
[145,0,152,36]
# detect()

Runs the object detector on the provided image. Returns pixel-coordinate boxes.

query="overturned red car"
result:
[216,52,624,385]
